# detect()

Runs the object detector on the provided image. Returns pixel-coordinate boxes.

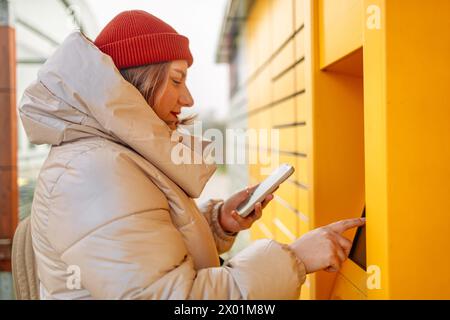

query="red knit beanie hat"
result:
[94,10,193,69]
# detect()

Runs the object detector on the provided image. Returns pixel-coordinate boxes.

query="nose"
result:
[179,85,194,108]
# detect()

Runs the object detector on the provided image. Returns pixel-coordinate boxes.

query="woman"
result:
[19,10,365,299]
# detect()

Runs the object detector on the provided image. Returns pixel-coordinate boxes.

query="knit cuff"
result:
[279,242,307,289]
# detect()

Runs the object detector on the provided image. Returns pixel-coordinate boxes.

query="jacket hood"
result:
[19,32,215,198]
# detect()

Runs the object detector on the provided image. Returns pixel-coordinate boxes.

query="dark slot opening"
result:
[348,207,366,270]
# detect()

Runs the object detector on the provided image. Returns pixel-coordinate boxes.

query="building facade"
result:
[13,0,98,183]
[0,0,98,299]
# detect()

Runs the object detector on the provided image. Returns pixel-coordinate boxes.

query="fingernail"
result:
[360,217,366,222]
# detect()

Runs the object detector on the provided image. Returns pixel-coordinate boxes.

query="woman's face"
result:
[153,60,194,130]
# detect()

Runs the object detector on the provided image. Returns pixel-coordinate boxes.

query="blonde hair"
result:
[120,63,196,126]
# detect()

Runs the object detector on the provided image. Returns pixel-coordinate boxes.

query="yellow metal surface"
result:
[363,0,450,299]
[295,156,308,185]
[245,0,311,299]
[307,0,366,299]
[272,0,294,50]
[362,0,389,299]
[318,0,364,68]
[273,40,295,76]
[331,259,367,300]
[295,62,306,92]
[294,0,305,31]
[273,69,296,102]
[273,201,298,244]
[331,264,367,300]
[295,94,307,123]
[242,0,450,299]
[272,100,295,127]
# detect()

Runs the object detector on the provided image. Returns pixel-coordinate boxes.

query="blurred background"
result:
[0,0,243,299]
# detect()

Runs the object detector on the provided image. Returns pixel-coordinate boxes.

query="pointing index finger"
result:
[328,218,366,234]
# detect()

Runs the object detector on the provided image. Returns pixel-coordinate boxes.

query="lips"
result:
[170,111,180,117]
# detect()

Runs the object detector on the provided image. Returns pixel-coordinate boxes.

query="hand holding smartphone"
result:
[236,164,295,217]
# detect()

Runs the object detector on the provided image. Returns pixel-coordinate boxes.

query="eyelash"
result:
[172,79,182,85]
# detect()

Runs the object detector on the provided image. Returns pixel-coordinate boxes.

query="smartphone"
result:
[236,164,295,217]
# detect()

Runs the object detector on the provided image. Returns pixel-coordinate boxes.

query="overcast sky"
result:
[84,0,230,120]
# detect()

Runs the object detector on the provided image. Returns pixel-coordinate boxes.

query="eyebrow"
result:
[173,68,187,79]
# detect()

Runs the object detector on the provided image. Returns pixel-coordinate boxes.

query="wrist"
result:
[218,203,238,236]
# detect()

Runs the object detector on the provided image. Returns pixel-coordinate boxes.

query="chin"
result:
[167,122,178,130]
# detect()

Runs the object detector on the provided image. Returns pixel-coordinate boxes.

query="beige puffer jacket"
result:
[18,32,306,300]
